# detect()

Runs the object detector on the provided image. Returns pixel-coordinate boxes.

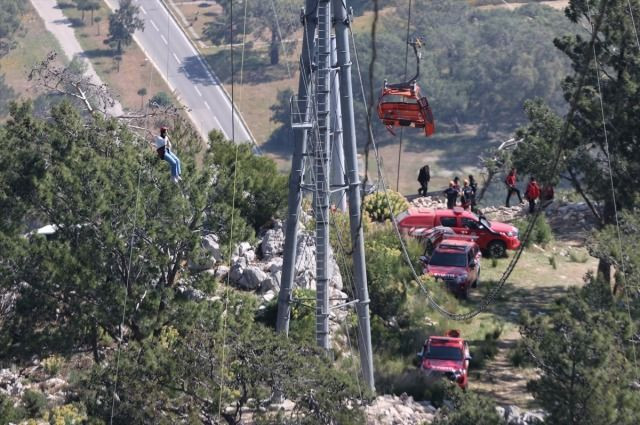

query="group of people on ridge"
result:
[505,167,554,213]
[418,164,554,214]
[443,175,478,211]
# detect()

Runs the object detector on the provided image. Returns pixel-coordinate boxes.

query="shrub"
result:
[548,254,557,269]
[568,249,589,263]
[48,403,87,425]
[149,92,172,108]
[514,215,554,247]
[22,390,47,418]
[508,340,534,368]
[363,190,409,222]
[43,355,64,376]
[1,393,25,424]
[469,329,502,369]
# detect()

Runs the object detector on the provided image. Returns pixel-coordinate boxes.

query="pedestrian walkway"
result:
[29,0,124,116]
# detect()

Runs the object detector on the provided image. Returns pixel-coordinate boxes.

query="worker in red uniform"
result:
[524,176,541,213]
[505,167,523,207]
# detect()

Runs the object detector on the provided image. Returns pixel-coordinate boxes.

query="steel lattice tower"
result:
[276,0,375,391]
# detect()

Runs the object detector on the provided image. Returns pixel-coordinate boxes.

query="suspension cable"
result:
[395,0,413,192]
[348,0,614,321]
[628,0,640,49]
[218,0,245,417]
[109,168,142,425]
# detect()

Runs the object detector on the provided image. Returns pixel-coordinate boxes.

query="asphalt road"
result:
[104,0,253,142]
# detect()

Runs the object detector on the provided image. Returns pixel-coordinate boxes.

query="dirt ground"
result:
[478,0,569,11]
[465,229,597,408]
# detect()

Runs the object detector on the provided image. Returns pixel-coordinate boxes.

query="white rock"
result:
[214,265,230,281]
[241,266,268,291]
[262,290,276,303]
[202,234,223,261]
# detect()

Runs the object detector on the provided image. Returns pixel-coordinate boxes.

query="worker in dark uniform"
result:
[418,164,431,196]
[444,181,459,209]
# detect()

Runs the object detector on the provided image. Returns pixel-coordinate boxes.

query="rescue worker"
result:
[505,167,523,207]
[417,164,431,196]
[150,126,182,183]
[444,181,459,209]
[461,180,474,211]
[524,176,541,214]
[468,174,478,211]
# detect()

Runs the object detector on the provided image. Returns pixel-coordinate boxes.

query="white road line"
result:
[172,52,181,64]
[194,86,202,97]
[213,116,229,139]
[150,20,159,31]
[204,101,211,111]
[140,5,147,14]
[161,35,168,45]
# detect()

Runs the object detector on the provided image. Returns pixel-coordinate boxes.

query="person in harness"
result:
[150,126,182,183]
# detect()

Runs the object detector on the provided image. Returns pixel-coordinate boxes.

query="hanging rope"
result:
[348,0,614,321]
[218,0,248,417]
[395,0,413,192]
[628,0,640,49]
[109,168,142,425]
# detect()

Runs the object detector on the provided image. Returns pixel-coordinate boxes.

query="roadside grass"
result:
[0,4,65,108]
[57,1,175,113]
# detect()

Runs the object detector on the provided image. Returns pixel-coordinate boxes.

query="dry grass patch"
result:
[57,1,175,112]
[0,4,64,102]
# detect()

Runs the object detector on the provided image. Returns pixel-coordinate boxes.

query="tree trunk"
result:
[270,31,279,65]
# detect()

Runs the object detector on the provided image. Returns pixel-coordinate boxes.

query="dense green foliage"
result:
[521,278,640,425]
[0,100,364,423]
[0,0,25,57]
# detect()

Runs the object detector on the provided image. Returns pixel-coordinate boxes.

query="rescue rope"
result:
[217,0,246,417]
[109,168,142,425]
[349,0,614,321]
[395,0,412,191]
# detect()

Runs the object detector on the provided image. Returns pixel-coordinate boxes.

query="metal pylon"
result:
[277,0,375,392]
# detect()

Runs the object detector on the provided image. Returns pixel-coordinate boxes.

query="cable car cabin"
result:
[377,81,435,137]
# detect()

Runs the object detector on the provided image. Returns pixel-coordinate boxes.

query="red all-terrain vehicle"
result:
[398,207,520,257]
[418,330,471,390]
[421,238,481,299]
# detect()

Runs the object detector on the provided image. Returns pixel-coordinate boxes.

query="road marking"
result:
[150,20,159,31]
[204,101,211,111]
[172,52,181,64]
[140,6,147,14]
[213,116,229,139]
[161,35,168,45]
[194,86,202,97]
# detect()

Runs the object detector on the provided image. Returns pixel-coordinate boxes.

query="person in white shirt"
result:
[150,126,181,183]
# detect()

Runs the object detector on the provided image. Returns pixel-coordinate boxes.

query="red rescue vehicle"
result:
[397,207,520,257]
[418,330,471,390]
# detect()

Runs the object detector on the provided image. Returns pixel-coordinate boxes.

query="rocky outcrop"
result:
[365,394,436,425]
[496,405,545,424]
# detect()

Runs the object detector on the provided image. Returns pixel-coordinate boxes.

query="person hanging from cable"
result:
[149,126,182,183]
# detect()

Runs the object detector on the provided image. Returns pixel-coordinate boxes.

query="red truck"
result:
[418,330,471,390]
[397,207,520,257]
[421,238,481,299]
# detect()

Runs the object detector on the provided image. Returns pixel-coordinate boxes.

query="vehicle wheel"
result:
[488,240,506,258]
